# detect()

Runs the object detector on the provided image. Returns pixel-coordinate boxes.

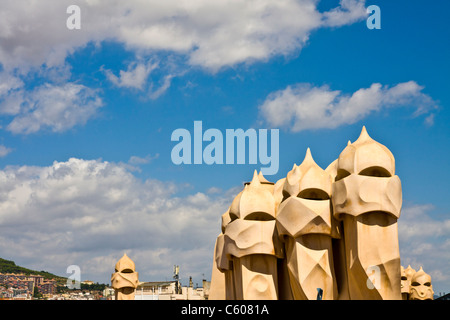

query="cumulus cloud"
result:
[322,0,367,27]
[0,72,23,97]
[0,0,369,134]
[104,61,158,90]
[0,158,234,284]
[0,82,103,134]
[399,204,450,291]
[0,0,367,73]
[258,81,438,132]
[0,145,12,157]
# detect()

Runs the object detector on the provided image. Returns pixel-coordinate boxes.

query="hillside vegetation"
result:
[0,257,66,283]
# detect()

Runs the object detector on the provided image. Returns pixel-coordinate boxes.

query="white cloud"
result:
[0,0,367,73]
[398,204,450,292]
[399,204,450,242]
[148,74,174,100]
[0,0,369,134]
[0,72,25,116]
[0,72,23,97]
[258,81,438,132]
[103,59,176,98]
[0,145,12,157]
[104,61,158,90]
[1,82,103,134]
[0,158,233,284]
[322,0,367,27]
[128,154,159,165]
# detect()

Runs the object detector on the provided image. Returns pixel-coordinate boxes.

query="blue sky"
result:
[0,0,448,295]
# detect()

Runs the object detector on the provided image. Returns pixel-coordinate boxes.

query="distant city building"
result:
[0,273,40,300]
[436,293,450,300]
[132,279,210,300]
[39,279,57,295]
[29,274,44,287]
[0,272,110,300]
[110,255,212,301]
[0,272,59,299]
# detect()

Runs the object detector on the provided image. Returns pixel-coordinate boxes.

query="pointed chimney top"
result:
[249,170,261,187]
[115,253,136,273]
[354,125,372,144]
[299,147,318,170]
[258,170,270,183]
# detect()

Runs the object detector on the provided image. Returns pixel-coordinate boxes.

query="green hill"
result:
[0,257,108,290]
[0,257,66,283]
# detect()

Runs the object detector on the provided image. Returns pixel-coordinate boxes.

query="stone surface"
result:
[209,126,432,300]
[276,148,339,300]
[407,266,434,300]
[111,253,139,300]
[332,127,402,300]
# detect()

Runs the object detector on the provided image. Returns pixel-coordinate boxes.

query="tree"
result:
[33,287,43,299]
